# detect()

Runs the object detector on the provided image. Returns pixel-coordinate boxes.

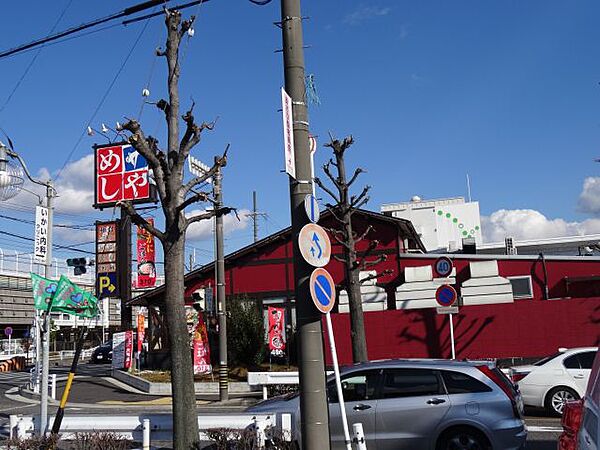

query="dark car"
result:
[90,341,112,364]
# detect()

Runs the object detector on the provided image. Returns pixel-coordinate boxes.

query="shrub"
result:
[227,297,267,367]
[5,434,59,450]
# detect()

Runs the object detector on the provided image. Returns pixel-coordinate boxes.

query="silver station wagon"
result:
[248,359,527,450]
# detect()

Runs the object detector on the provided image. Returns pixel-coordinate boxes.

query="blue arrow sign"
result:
[312,233,323,259]
[304,194,320,224]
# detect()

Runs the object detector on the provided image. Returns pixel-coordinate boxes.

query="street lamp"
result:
[0,141,56,435]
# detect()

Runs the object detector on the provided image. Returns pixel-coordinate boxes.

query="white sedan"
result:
[509,347,598,416]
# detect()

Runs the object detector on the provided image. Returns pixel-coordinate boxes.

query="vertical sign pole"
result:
[325,312,352,450]
[120,209,132,330]
[215,164,228,401]
[7,334,11,357]
[40,181,54,435]
[281,0,331,447]
[449,313,456,360]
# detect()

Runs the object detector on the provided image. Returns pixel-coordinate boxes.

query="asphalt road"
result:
[0,363,563,449]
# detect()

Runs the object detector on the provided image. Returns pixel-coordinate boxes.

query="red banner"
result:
[268,307,286,356]
[124,330,133,369]
[193,312,212,375]
[136,219,156,288]
[137,314,145,354]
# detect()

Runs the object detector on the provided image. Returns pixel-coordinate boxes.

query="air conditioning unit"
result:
[505,237,517,255]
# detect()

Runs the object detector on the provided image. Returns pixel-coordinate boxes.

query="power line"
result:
[0,213,95,230]
[0,0,171,60]
[55,17,153,182]
[0,230,94,254]
[0,0,74,114]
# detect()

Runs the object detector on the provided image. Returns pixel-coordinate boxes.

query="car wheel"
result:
[437,427,491,450]
[546,387,579,417]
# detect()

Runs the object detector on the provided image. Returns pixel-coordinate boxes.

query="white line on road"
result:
[527,426,562,433]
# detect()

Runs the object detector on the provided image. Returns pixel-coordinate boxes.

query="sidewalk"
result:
[15,374,258,410]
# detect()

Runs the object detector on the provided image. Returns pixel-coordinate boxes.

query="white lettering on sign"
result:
[281,87,296,179]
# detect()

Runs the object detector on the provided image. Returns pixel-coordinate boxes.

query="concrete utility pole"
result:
[40,180,54,435]
[214,162,228,401]
[280,0,331,448]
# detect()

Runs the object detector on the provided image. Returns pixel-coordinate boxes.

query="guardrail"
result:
[9,412,293,449]
[248,371,333,400]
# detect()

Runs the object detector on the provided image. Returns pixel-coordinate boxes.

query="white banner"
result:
[34,206,49,265]
[281,87,296,179]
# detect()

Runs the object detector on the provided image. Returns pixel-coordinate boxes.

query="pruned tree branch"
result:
[314,177,340,203]
[324,227,352,250]
[350,185,371,208]
[117,200,166,242]
[177,190,212,212]
[347,167,365,188]
[323,160,342,190]
[355,225,374,243]
[180,148,228,195]
[185,206,236,227]
[332,254,346,263]
[361,254,388,269]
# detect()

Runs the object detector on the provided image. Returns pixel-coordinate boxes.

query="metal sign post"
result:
[435,285,458,360]
[309,269,352,450]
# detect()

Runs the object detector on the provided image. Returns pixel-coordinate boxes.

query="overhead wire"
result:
[55,15,153,182]
[0,0,74,115]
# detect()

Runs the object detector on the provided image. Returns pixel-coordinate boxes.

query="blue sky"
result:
[2,0,600,268]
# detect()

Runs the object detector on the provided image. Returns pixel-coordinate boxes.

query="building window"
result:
[507,276,533,299]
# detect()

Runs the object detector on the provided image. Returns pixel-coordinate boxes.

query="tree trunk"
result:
[344,219,368,362]
[162,235,199,449]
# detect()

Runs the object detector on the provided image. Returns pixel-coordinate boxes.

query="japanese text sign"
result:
[136,220,156,288]
[34,206,50,264]
[95,143,151,207]
[96,220,120,298]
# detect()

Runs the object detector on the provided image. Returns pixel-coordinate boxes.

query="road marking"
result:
[527,426,562,433]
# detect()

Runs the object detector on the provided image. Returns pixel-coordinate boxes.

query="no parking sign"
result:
[309,268,336,314]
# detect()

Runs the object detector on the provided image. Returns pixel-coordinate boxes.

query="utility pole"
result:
[119,208,132,330]
[246,191,265,243]
[280,0,331,449]
[214,162,228,401]
[40,180,54,435]
[252,191,258,243]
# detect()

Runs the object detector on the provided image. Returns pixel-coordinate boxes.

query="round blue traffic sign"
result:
[435,285,457,307]
[309,268,336,314]
[434,257,453,278]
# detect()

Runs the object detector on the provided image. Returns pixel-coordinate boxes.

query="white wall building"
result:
[381,196,482,252]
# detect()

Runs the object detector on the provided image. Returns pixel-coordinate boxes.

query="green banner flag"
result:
[52,275,99,318]
[30,273,59,311]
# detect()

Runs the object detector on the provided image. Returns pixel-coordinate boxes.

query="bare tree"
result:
[117,10,234,449]
[315,135,391,363]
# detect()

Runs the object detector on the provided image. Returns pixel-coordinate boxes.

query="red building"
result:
[135,209,600,364]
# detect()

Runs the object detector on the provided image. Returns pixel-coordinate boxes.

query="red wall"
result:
[326,298,600,364]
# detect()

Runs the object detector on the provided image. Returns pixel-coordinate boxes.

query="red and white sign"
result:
[95,143,150,206]
[193,312,212,375]
[112,331,133,370]
[281,88,296,179]
[137,314,145,354]
[268,307,286,355]
[136,220,156,288]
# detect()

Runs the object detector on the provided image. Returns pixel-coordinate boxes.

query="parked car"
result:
[90,341,112,364]
[247,359,527,450]
[578,348,600,450]
[509,347,598,416]
[558,348,600,450]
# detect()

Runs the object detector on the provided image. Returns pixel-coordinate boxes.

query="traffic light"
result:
[66,257,87,275]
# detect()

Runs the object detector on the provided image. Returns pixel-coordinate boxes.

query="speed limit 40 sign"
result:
[434,257,453,278]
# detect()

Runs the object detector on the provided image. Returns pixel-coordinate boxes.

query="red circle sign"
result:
[435,285,457,307]
[434,257,453,278]
[309,268,336,314]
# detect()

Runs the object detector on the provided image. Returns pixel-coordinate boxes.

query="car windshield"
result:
[533,352,562,366]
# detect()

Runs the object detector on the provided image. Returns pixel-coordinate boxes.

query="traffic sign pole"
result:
[325,312,352,450]
[449,313,456,360]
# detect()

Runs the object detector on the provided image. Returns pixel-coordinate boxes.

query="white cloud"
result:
[481,209,600,242]
[578,176,600,215]
[186,208,251,241]
[24,154,96,215]
[343,6,391,26]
